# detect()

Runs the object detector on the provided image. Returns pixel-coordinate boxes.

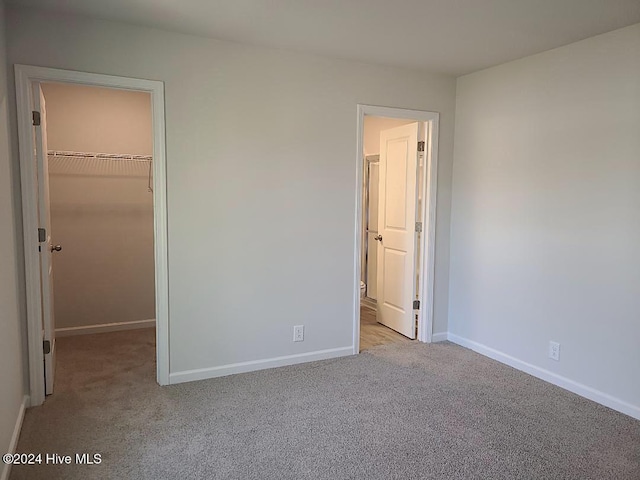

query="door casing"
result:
[15,65,170,406]
[353,105,439,353]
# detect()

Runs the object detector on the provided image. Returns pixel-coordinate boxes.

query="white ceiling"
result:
[8,0,640,76]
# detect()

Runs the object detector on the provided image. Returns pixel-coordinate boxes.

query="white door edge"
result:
[353,104,439,353]
[14,65,170,406]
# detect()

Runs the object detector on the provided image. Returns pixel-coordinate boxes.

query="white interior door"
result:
[376,122,419,339]
[33,83,57,395]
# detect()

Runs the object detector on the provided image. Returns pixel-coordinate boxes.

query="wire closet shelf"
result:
[47,150,152,161]
[47,150,154,192]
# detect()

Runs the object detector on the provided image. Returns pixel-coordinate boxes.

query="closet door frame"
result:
[15,64,170,406]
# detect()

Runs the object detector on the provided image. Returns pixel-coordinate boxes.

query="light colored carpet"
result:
[11,328,640,479]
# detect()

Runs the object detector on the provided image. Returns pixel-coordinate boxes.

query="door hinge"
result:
[417,141,425,152]
[43,340,51,354]
[415,222,423,233]
[413,300,420,310]
[38,227,46,242]
[32,111,41,126]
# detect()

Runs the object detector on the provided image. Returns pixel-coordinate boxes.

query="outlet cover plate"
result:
[293,325,304,342]
[548,341,560,361]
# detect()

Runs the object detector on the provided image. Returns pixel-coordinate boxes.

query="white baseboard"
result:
[170,346,354,384]
[55,319,156,337]
[1,395,28,480]
[447,333,640,421]
[431,332,448,342]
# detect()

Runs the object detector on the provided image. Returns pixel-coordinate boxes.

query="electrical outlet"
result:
[548,341,560,361]
[293,325,304,342]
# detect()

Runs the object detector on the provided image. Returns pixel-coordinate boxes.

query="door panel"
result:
[383,140,409,229]
[376,122,419,339]
[33,83,56,395]
[382,249,406,309]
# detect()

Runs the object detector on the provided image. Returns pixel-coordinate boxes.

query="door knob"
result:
[374,235,383,242]
[51,245,62,252]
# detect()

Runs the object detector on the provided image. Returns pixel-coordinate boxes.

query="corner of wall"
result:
[0,0,30,466]
[0,395,28,480]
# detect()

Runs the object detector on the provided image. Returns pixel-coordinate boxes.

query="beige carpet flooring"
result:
[10,328,640,479]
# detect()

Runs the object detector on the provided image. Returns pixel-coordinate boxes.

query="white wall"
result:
[0,2,26,477]
[6,8,456,377]
[42,83,155,329]
[450,23,640,416]
[42,83,152,155]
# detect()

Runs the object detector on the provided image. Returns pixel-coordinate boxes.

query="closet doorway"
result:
[15,66,169,407]
[45,82,156,393]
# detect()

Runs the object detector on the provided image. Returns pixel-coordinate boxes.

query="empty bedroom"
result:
[0,1,638,479]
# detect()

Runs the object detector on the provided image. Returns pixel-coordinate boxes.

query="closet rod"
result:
[47,150,152,162]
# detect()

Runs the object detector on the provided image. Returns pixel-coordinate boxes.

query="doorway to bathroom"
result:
[354,105,439,353]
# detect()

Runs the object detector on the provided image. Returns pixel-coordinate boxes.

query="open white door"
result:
[376,122,420,339]
[33,83,57,395]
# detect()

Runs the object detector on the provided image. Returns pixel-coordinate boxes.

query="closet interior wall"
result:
[41,82,155,331]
